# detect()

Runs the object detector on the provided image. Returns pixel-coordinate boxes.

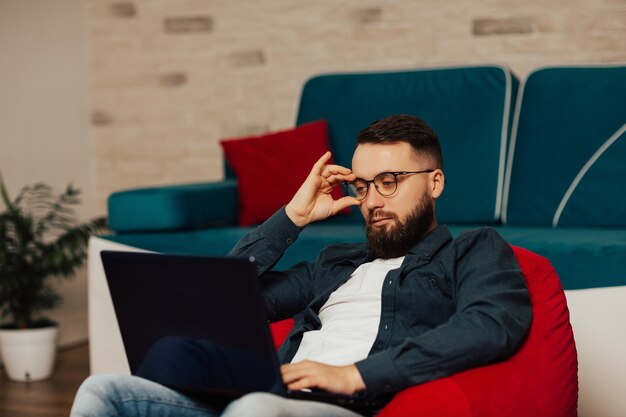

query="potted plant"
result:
[0,173,106,381]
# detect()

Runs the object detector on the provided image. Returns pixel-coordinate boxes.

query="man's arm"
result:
[355,228,532,395]
[228,208,317,321]
[228,152,362,391]
[227,152,360,321]
[227,207,304,275]
[229,151,359,270]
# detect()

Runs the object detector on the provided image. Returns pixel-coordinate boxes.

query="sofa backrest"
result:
[296,65,519,224]
[503,65,626,227]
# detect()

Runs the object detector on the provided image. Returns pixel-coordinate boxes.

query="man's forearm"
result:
[356,298,531,394]
[227,207,303,275]
[228,207,315,321]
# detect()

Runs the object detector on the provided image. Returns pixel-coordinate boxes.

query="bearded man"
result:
[71,114,531,417]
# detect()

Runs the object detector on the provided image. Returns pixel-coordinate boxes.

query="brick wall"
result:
[86,0,626,213]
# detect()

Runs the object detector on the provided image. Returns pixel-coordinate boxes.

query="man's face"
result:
[351,142,443,258]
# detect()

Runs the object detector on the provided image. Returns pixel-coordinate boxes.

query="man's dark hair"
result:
[357,114,443,169]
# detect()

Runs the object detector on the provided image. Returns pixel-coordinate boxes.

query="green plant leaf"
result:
[0,177,109,328]
[0,172,14,211]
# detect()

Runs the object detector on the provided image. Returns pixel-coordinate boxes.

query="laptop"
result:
[101,251,386,413]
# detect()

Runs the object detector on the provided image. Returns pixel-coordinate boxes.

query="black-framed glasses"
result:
[343,170,435,201]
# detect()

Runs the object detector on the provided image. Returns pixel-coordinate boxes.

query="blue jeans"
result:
[70,374,365,417]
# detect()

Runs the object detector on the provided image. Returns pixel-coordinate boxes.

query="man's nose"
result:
[364,183,384,209]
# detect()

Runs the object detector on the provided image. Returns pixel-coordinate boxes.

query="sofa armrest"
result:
[108,179,239,233]
[88,236,143,375]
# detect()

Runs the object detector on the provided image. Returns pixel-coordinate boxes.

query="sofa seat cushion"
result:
[102,222,367,270]
[494,226,626,290]
[102,224,626,290]
[108,180,239,232]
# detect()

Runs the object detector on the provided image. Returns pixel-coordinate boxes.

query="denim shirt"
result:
[228,208,532,398]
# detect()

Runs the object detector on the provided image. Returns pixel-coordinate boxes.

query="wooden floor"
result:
[0,343,89,417]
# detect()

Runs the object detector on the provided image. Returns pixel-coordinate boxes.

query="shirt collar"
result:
[406,224,453,259]
[361,224,452,264]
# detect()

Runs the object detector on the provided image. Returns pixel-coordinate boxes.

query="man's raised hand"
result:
[285,152,361,227]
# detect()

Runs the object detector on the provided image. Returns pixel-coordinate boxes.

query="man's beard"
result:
[365,194,435,259]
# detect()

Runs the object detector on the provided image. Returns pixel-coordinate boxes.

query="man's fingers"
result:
[311,151,333,175]
[325,172,356,186]
[287,378,314,391]
[331,196,361,215]
[282,363,320,390]
[281,361,362,395]
[281,361,321,384]
[321,164,353,178]
[312,154,354,179]
[281,362,311,382]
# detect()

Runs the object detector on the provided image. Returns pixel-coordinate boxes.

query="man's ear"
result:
[430,169,445,199]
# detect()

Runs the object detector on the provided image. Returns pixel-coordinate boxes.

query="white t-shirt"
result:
[290,256,405,366]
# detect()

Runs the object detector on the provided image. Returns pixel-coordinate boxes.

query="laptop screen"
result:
[101,251,285,396]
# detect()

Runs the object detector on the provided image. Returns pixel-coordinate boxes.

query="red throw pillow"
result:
[220,120,347,226]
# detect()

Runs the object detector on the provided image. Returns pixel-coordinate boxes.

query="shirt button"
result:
[384,324,389,330]
[286,237,294,245]
[430,278,437,287]
[248,256,255,263]
[388,280,392,285]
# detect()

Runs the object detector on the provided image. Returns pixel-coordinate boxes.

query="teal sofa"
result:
[106,64,519,268]
[91,64,626,416]
[104,64,626,290]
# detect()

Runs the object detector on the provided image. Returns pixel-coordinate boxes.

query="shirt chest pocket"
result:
[421,273,452,300]
[400,265,454,303]
[397,268,455,328]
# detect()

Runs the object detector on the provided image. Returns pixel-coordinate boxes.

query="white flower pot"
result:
[0,325,59,381]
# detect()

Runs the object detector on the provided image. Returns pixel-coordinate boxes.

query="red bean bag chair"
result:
[270,245,578,417]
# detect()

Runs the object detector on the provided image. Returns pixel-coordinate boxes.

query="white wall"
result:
[0,0,92,347]
[86,0,626,211]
